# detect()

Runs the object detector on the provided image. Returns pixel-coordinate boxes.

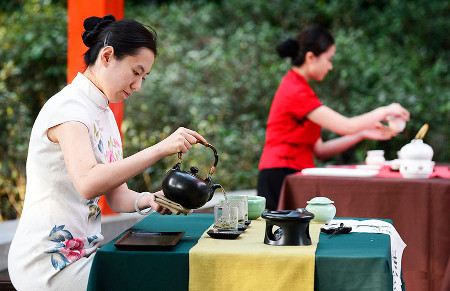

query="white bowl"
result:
[399,159,435,179]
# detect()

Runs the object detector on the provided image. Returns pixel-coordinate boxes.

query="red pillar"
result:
[68,0,125,215]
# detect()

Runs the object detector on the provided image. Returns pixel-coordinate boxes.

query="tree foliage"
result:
[124,0,449,193]
[0,0,448,220]
[0,0,67,220]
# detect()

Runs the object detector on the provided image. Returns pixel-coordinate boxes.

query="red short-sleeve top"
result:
[258,70,322,171]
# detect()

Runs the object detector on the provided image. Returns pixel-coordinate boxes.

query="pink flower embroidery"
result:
[45,225,100,271]
[106,150,116,163]
[60,238,86,262]
[113,138,121,148]
[65,238,85,250]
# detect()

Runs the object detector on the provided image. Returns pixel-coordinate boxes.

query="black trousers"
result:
[257,168,298,210]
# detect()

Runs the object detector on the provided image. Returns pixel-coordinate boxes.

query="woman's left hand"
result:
[146,190,172,215]
[362,125,397,140]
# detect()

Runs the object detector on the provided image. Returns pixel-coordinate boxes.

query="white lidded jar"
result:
[399,139,434,179]
[365,150,385,166]
[304,197,336,224]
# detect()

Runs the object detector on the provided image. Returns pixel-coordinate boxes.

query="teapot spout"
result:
[209,184,222,202]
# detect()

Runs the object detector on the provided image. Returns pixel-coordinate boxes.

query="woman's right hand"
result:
[157,127,207,157]
[382,103,410,121]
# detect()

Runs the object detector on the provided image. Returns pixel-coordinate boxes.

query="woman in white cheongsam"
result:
[8,14,206,291]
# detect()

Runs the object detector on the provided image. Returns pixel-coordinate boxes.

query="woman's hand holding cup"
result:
[383,103,410,122]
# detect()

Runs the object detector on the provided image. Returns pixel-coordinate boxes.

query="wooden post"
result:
[68,0,124,215]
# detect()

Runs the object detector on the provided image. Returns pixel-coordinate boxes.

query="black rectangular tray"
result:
[114,230,185,251]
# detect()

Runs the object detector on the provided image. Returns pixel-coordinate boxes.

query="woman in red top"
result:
[258,25,410,210]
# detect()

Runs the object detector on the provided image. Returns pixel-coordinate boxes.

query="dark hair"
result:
[277,25,334,66]
[82,14,158,67]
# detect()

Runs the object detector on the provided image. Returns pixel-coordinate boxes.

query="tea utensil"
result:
[328,223,344,239]
[415,123,429,139]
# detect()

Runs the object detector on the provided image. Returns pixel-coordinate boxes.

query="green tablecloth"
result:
[87,214,398,291]
[315,231,393,290]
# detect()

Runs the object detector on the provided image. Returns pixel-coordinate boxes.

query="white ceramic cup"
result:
[365,150,385,166]
[387,115,406,132]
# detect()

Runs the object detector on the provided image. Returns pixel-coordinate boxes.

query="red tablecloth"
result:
[279,166,450,291]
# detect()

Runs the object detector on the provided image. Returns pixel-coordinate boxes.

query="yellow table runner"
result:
[189,218,323,291]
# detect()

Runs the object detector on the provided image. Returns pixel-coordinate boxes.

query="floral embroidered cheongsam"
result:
[8,73,123,290]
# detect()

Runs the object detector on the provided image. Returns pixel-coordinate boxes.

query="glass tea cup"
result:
[214,204,239,232]
[220,195,248,228]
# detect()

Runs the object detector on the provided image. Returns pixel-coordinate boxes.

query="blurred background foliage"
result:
[0,0,67,220]
[0,0,448,220]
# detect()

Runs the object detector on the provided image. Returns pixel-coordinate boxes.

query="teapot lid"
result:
[261,209,314,221]
[307,197,334,204]
[399,139,433,160]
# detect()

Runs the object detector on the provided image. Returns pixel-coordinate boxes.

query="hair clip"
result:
[103,31,111,47]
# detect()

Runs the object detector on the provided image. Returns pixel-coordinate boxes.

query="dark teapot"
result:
[162,141,222,209]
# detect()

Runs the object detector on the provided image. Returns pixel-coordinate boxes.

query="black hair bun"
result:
[276,38,299,58]
[82,14,116,47]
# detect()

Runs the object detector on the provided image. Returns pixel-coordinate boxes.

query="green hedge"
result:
[0,0,67,220]
[0,0,448,220]
[124,0,449,193]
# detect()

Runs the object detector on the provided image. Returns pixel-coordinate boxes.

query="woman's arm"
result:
[104,184,168,214]
[313,126,395,160]
[307,103,409,135]
[48,121,206,200]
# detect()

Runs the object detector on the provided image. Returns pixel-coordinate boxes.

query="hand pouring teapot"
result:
[162,141,222,209]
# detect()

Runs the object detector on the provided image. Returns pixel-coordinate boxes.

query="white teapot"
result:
[398,139,434,179]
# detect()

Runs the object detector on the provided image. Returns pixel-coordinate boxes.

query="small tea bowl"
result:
[247,196,266,220]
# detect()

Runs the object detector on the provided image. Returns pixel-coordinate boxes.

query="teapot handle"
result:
[177,141,219,179]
